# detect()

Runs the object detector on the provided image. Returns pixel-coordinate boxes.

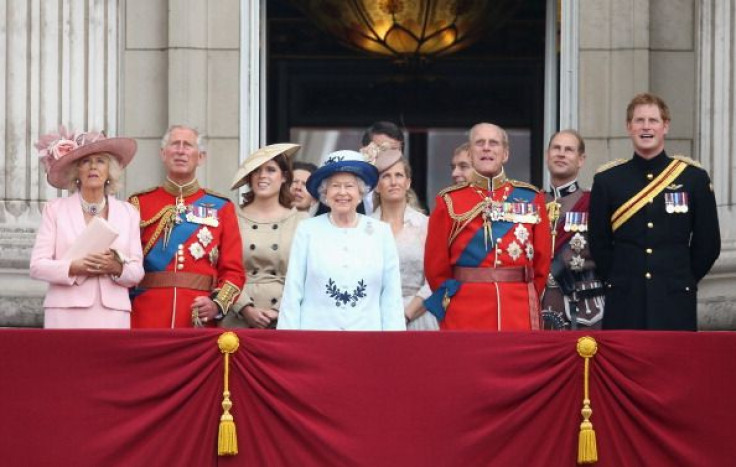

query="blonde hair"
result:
[372,158,426,213]
[66,153,122,195]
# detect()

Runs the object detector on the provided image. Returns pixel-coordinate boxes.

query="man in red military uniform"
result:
[129,125,244,328]
[425,123,551,330]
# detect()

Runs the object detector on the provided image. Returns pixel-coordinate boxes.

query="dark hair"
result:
[626,93,671,122]
[361,121,405,147]
[292,161,318,174]
[240,153,294,208]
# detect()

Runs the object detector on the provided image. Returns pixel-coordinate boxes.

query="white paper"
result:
[62,216,119,261]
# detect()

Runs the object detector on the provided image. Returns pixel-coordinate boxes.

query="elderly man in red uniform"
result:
[129,125,244,328]
[425,123,551,330]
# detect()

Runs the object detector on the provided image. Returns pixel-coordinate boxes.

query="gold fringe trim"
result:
[218,332,240,456]
[577,336,598,464]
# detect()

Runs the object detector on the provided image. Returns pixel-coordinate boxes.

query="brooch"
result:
[189,242,206,260]
[197,226,213,247]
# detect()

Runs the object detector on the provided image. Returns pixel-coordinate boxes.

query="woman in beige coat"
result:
[220,144,307,328]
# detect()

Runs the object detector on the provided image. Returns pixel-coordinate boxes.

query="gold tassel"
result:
[217,332,240,456]
[576,336,598,464]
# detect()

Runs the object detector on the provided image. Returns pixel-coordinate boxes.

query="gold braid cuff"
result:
[213,281,241,315]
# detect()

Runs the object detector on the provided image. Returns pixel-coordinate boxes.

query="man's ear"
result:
[198,150,207,166]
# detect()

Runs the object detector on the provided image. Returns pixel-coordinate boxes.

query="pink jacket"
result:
[30,193,144,310]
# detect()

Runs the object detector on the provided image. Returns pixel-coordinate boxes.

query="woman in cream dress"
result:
[221,144,307,328]
[372,150,438,330]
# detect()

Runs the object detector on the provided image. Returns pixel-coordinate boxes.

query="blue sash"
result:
[144,194,226,272]
[456,186,536,266]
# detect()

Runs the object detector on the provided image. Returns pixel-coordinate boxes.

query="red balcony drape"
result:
[1,330,735,466]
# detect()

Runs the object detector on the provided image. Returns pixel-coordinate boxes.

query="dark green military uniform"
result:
[589,151,720,330]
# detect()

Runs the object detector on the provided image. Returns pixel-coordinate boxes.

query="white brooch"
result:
[525,243,535,260]
[507,241,522,261]
[570,255,585,271]
[514,224,530,244]
[197,226,213,248]
[569,233,587,253]
[189,242,206,260]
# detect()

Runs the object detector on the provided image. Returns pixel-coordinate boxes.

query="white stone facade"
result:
[1,0,733,327]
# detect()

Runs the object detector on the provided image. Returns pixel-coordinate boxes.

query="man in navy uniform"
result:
[589,93,720,330]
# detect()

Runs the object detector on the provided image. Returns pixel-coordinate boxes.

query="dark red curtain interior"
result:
[2,330,735,466]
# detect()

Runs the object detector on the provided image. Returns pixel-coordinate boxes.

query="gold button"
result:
[648,198,654,204]
[647,174,654,180]
[647,222,654,228]
[178,244,184,250]
[646,248,653,254]
[685,287,690,291]
[645,272,652,279]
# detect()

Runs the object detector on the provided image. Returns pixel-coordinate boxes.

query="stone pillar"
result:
[696,0,736,329]
[0,0,120,326]
[122,0,242,198]
[578,0,652,184]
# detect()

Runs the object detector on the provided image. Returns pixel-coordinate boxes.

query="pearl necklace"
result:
[81,196,107,216]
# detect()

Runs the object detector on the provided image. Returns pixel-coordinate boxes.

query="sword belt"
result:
[139,271,214,291]
[453,265,533,283]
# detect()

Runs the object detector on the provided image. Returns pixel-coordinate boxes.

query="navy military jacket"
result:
[589,151,720,330]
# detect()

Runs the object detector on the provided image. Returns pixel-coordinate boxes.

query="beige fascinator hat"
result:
[36,127,137,189]
[372,148,403,174]
[230,143,301,190]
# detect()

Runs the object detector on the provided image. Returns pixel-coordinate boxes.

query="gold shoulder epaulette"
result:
[204,188,233,201]
[127,186,159,211]
[509,179,540,192]
[437,182,469,197]
[596,159,628,174]
[672,154,702,168]
[128,186,158,199]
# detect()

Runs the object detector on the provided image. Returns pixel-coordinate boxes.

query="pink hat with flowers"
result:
[36,127,137,189]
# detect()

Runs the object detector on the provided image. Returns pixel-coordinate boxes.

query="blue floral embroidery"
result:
[325,279,367,308]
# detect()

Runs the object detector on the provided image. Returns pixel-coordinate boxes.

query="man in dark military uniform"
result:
[542,130,604,330]
[589,93,721,330]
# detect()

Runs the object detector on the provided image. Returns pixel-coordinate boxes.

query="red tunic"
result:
[425,172,551,330]
[129,182,244,328]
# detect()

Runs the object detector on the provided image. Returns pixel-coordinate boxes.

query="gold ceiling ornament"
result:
[294,0,519,62]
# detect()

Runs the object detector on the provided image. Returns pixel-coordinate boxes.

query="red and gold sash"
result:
[611,159,687,231]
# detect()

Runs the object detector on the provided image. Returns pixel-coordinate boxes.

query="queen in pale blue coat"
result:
[277,150,405,331]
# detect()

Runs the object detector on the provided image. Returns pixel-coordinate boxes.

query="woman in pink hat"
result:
[220,143,308,329]
[29,128,144,328]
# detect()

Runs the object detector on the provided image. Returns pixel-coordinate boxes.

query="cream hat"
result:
[230,143,301,190]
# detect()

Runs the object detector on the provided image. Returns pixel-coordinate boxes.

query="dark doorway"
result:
[267,0,547,210]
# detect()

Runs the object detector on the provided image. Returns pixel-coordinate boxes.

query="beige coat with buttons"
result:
[220,207,307,328]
